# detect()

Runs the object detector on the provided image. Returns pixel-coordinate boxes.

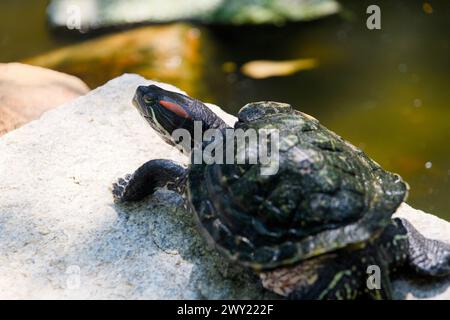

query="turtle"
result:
[112,84,450,299]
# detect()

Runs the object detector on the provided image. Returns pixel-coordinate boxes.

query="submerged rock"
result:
[47,0,340,32]
[24,24,208,96]
[0,74,448,299]
[0,63,89,136]
[207,0,340,25]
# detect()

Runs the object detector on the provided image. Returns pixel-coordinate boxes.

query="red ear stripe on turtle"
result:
[159,100,191,119]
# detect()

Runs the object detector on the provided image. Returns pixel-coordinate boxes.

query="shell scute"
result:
[188,102,408,269]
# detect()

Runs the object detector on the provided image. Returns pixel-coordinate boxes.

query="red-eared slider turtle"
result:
[113,85,450,299]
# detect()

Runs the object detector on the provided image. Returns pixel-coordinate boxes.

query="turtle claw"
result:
[112,174,132,203]
[112,159,187,203]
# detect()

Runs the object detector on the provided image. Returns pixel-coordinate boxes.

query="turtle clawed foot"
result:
[112,159,187,203]
[112,174,133,203]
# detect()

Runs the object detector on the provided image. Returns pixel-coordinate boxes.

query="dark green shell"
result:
[188,102,408,270]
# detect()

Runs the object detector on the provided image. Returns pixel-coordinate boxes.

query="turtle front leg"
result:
[113,159,187,203]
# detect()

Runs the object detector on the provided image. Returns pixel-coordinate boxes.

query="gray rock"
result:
[47,0,340,32]
[0,74,448,299]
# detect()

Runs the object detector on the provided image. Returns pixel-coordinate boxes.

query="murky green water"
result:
[205,1,450,220]
[0,0,76,61]
[1,0,449,220]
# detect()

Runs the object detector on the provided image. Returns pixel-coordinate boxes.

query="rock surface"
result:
[0,74,448,299]
[47,0,340,31]
[0,63,89,136]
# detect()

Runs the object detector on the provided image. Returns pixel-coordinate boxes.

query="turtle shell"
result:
[187,102,408,270]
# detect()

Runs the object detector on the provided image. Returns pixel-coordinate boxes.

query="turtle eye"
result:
[143,95,154,104]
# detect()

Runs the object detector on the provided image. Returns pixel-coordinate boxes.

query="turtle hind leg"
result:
[112,159,187,203]
[271,246,394,300]
[266,253,378,300]
[396,218,450,277]
[289,266,363,300]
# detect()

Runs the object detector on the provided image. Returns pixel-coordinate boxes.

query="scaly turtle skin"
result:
[113,85,450,299]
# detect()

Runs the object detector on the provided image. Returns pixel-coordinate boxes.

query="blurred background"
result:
[0,0,449,220]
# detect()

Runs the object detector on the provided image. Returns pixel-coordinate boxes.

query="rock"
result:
[207,0,340,25]
[47,0,340,31]
[0,74,272,299]
[0,74,448,299]
[0,63,89,136]
[24,24,208,97]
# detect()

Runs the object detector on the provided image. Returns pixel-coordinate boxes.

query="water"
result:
[204,1,450,220]
[1,0,449,220]
[0,0,75,61]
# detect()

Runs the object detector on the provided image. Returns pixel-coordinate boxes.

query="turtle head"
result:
[133,85,201,149]
[133,85,195,132]
[133,85,228,152]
